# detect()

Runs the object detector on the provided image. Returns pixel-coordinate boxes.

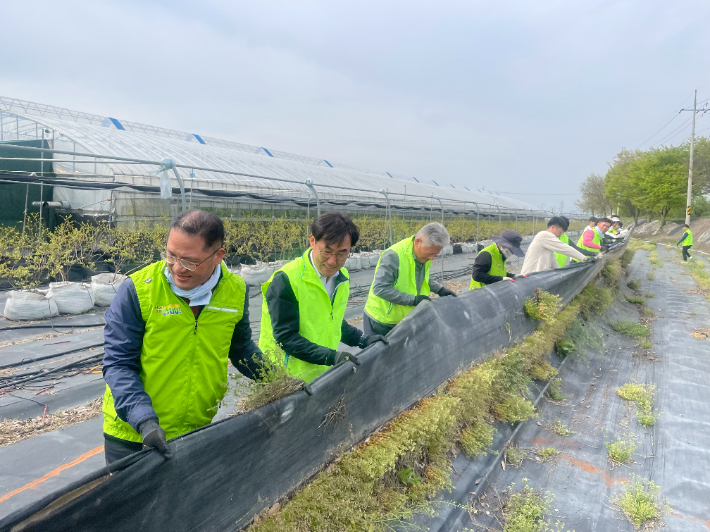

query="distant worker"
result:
[555,216,595,267]
[587,217,598,230]
[521,217,588,275]
[363,222,457,336]
[470,230,526,290]
[260,213,387,383]
[576,217,612,256]
[676,223,693,262]
[102,210,263,464]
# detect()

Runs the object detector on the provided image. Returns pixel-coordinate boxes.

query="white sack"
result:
[91,273,126,307]
[3,290,59,321]
[47,282,95,315]
[239,264,273,288]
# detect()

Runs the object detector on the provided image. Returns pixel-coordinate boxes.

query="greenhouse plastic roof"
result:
[0,96,540,213]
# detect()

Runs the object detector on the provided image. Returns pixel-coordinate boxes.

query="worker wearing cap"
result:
[676,223,693,261]
[470,230,526,290]
[555,216,595,267]
[363,222,457,336]
[102,210,263,464]
[259,213,387,383]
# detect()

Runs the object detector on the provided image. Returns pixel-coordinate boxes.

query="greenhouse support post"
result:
[38,181,44,240]
[378,189,394,246]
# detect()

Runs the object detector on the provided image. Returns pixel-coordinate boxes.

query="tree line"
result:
[575,137,710,225]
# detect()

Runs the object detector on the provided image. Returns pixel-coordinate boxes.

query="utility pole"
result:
[678,91,709,225]
[686,90,697,225]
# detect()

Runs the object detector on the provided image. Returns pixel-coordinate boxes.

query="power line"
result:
[651,116,693,147]
[636,113,680,148]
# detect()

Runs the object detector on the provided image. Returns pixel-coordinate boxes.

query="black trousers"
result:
[682,245,692,261]
[104,433,143,465]
[363,314,396,336]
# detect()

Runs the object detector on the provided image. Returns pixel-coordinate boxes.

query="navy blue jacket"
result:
[103,273,263,432]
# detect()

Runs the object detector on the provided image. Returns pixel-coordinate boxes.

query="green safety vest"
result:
[364,236,430,325]
[682,230,693,246]
[555,234,570,268]
[470,243,506,290]
[259,250,350,382]
[102,261,246,443]
[576,228,601,254]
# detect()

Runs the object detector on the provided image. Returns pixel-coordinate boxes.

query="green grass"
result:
[647,271,655,281]
[649,251,662,267]
[505,446,527,468]
[503,480,555,532]
[627,279,641,290]
[639,340,652,349]
[641,307,654,318]
[546,377,565,402]
[524,289,562,323]
[611,321,650,339]
[248,261,625,531]
[606,436,636,464]
[682,259,710,302]
[618,383,658,427]
[612,475,670,529]
[548,418,574,437]
[625,295,645,305]
[643,292,654,298]
[554,339,575,359]
[536,447,558,462]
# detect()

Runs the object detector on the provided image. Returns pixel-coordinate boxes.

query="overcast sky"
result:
[2,0,709,211]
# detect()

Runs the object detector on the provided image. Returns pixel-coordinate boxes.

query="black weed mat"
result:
[432,245,710,532]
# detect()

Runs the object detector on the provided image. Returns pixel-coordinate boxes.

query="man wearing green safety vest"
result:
[572,217,612,262]
[260,213,388,383]
[676,224,693,261]
[554,216,595,268]
[102,210,263,464]
[363,222,457,336]
[470,230,526,290]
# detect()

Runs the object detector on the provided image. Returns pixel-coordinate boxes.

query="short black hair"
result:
[597,217,612,224]
[171,210,225,250]
[683,223,690,228]
[559,216,570,231]
[589,216,598,223]
[547,216,567,229]
[312,212,360,247]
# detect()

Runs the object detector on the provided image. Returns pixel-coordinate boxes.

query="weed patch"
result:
[554,339,575,359]
[606,436,636,464]
[546,378,565,402]
[641,307,654,318]
[682,260,710,302]
[501,480,564,532]
[238,350,305,412]
[627,279,641,290]
[643,292,654,298]
[617,383,658,427]
[547,418,574,437]
[505,446,527,468]
[625,295,645,305]
[524,289,561,323]
[611,321,650,338]
[535,447,558,462]
[647,271,655,281]
[612,475,670,530]
[639,340,652,349]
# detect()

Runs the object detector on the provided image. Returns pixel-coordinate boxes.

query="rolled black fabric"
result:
[0,237,629,532]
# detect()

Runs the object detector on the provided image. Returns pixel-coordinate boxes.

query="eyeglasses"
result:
[161,249,220,271]
[317,246,350,260]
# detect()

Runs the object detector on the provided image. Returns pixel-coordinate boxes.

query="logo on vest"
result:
[155,304,182,316]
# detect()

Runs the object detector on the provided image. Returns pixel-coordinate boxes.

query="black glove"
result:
[437,287,458,298]
[332,350,361,366]
[359,334,389,348]
[414,295,430,306]
[139,418,172,459]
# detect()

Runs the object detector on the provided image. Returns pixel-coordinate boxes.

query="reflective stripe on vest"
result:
[682,230,693,246]
[470,243,506,290]
[555,234,570,268]
[102,261,246,443]
[364,236,430,325]
[259,250,350,382]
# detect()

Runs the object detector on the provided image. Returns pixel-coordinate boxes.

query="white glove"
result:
[502,277,515,282]
[514,274,527,279]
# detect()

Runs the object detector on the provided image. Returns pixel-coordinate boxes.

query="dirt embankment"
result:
[632,217,710,253]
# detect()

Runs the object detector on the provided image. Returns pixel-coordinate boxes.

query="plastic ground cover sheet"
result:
[0,239,629,532]
[460,244,710,531]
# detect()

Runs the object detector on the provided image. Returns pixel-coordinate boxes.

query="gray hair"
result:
[415,222,450,247]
